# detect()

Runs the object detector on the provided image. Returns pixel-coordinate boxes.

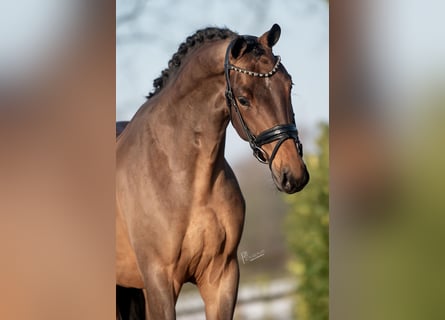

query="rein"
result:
[224,37,303,167]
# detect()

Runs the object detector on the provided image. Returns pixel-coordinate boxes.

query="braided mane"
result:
[147,27,237,99]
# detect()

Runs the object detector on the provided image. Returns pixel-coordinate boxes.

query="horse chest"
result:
[179,205,241,279]
[188,194,244,254]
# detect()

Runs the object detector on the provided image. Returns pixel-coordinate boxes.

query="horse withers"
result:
[116,24,309,319]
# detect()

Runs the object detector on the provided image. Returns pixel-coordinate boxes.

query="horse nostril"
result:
[276,167,308,194]
[281,170,293,192]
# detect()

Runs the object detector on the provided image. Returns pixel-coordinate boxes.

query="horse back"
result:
[116,121,129,138]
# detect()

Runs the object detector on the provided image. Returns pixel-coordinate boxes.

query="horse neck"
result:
[138,40,231,176]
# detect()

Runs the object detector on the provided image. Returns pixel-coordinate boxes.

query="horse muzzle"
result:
[274,165,309,194]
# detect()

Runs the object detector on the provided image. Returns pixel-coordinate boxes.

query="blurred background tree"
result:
[285,123,329,320]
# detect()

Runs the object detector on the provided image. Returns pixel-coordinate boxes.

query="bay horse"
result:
[116,24,309,319]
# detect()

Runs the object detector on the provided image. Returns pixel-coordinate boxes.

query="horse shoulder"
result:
[221,160,245,213]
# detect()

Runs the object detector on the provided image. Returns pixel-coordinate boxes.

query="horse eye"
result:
[237,96,250,107]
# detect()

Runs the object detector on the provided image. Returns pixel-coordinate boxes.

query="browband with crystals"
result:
[227,56,281,78]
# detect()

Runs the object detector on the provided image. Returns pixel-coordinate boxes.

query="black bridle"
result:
[224,37,303,168]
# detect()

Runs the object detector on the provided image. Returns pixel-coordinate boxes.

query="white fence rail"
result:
[176,278,297,320]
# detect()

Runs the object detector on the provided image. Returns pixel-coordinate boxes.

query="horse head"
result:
[225,24,309,193]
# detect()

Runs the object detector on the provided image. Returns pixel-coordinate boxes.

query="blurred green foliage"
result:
[284,123,329,320]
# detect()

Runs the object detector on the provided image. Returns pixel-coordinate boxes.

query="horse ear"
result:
[260,23,281,48]
[231,36,248,59]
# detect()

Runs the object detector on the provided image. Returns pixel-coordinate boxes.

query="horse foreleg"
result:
[143,270,178,320]
[198,258,239,320]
